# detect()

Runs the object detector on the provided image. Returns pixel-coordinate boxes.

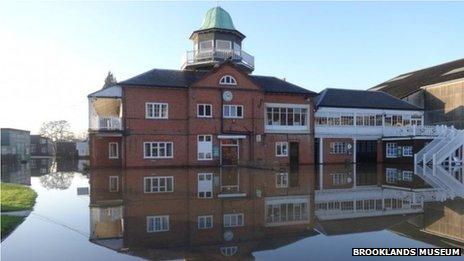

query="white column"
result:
[353,138,357,163]
[319,138,324,164]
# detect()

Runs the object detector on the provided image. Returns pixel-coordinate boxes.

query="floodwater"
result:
[1,161,463,260]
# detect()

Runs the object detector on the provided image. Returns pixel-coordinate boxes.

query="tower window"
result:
[199,40,213,52]
[219,75,237,85]
[216,40,231,51]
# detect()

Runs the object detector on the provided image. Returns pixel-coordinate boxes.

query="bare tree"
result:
[40,120,75,145]
[102,71,117,89]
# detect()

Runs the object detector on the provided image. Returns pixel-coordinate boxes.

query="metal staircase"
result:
[415,126,464,167]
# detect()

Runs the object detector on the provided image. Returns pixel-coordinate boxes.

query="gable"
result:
[190,63,261,91]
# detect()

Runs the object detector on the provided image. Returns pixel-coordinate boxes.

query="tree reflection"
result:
[39,172,74,190]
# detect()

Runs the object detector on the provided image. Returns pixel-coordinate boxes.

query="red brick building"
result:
[88,7,316,168]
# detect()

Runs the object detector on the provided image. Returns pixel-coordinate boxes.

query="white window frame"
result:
[145,102,169,119]
[197,215,213,229]
[143,142,173,159]
[223,213,244,228]
[197,104,212,118]
[144,176,174,193]
[146,215,169,233]
[219,75,237,85]
[199,40,213,52]
[223,105,243,118]
[108,142,119,159]
[197,135,213,161]
[198,173,213,198]
[275,142,288,157]
[265,103,310,133]
[403,146,413,157]
[386,142,398,158]
[402,171,413,182]
[216,40,232,51]
[330,142,348,155]
[109,176,119,192]
[220,246,238,256]
[275,172,288,188]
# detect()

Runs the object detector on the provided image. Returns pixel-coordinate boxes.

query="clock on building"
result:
[223,91,233,102]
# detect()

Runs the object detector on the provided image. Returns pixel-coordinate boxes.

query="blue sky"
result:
[0,1,463,133]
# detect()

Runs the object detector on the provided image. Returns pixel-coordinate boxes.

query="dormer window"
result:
[220,75,237,85]
[199,40,213,52]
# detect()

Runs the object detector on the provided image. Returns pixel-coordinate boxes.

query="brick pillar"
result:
[377,139,383,163]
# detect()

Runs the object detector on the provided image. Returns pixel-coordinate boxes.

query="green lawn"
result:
[1,183,37,212]
[1,215,25,238]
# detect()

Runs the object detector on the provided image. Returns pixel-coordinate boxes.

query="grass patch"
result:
[1,215,25,238]
[1,183,37,212]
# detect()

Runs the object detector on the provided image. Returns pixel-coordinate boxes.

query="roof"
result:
[370,58,464,98]
[118,68,316,95]
[199,7,235,31]
[315,88,422,111]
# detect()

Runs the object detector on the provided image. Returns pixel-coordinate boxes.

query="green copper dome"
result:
[199,7,236,30]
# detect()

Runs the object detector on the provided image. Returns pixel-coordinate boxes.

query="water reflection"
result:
[89,165,463,259]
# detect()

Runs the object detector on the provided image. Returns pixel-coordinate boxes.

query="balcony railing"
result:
[97,117,122,131]
[382,125,447,137]
[181,48,254,69]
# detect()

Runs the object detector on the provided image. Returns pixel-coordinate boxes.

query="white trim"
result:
[217,135,246,139]
[108,142,119,159]
[144,176,174,193]
[403,146,413,157]
[219,75,237,85]
[275,142,288,157]
[223,105,243,118]
[386,142,398,158]
[223,213,244,227]
[197,215,213,229]
[197,135,213,161]
[145,102,169,119]
[197,104,212,118]
[146,215,170,233]
[109,176,119,192]
[143,142,174,159]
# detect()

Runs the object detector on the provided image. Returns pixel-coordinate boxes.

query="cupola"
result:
[181,7,254,73]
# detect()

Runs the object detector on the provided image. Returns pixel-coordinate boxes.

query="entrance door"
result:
[356,140,377,163]
[289,142,299,167]
[221,145,238,165]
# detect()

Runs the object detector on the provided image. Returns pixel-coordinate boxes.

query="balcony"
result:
[382,125,446,137]
[88,86,123,132]
[181,48,254,71]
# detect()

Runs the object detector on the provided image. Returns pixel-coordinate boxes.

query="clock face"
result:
[223,91,233,102]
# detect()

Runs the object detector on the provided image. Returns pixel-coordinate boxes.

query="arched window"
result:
[219,75,237,85]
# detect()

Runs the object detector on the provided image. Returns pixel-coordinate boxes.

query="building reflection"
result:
[89,166,317,259]
[89,165,464,259]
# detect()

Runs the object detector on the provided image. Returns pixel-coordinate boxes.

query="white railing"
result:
[98,117,122,131]
[433,130,464,165]
[181,48,254,69]
[383,125,446,137]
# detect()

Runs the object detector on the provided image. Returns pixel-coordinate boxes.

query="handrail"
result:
[182,48,254,69]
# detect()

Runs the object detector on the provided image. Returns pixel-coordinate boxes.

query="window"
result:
[403,146,413,157]
[198,135,213,160]
[340,116,354,126]
[223,105,243,118]
[233,42,241,56]
[386,142,398,158]
[386,168,398,183]
[198,215,213,229]
[197,104,212,118]
[109,176,119,192]
[30,144,36,153]
[199,40,213,52]
[266,106,308,127]
[147,215,169,232]
[144,142,173,159]
[144,176,174,193]
[109,142,119,159]
[146,103,168,119]
[411,115,423,126]
[220,246,238,257]
[223,213,244,227]
[266,201,309,224]
[402,171,413,182]
[40,147,47,153]
[275,142,288,157]
[219,75,237,85]
[330,142,349,154]
[276,172,288,188]
[216,40,231,51]
[198,173,213,198]
[385,115,403,126]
